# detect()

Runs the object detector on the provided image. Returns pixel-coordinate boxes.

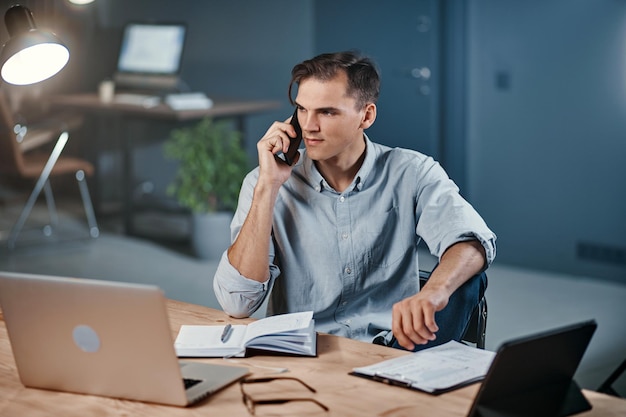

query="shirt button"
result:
[342,301,348,306]
[345,267,352,274]
[315,185,321,192]
[341,232,349,240]
[339,196,345,202]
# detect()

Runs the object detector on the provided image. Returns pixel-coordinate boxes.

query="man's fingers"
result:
[272,135,288,153]
[393,308,428,350]
[392,312,416,351]
[261,123,296,155]
[411,307,437,343]
[392,297,440,351]
[422,304,439,334]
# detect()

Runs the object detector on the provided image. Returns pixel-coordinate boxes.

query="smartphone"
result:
[275,107,302,166]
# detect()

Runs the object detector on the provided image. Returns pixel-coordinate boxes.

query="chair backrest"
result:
[598,359,625,398]
[419,270,487,349]
[0,90,24,175]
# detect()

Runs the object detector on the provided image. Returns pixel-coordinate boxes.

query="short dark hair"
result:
[288,51,380,110]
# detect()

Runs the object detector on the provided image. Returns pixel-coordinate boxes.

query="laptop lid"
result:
[113,21,186,91]
[0,271,248,407]
[467,320,597,417]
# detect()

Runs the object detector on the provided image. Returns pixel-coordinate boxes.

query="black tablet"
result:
[467,320,597,417]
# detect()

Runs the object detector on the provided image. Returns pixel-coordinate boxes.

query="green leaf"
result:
[163,117,249,213]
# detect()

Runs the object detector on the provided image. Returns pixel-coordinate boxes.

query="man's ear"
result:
[360,103,377,129]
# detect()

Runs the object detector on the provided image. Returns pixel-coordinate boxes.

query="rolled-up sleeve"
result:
[213,251,273,318]
[414,157,497,266]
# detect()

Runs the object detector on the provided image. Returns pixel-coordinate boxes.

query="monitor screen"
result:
[117,22,186,75]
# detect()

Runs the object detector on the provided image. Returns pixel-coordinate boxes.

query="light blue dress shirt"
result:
[213,135,496,343]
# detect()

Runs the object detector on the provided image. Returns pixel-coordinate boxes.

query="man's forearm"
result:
[425,240,486,297]
[227,183,279,282]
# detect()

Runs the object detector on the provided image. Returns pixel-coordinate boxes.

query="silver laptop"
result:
[0,271,249,407]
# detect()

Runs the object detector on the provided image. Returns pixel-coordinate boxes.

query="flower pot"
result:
[191,211,233,260]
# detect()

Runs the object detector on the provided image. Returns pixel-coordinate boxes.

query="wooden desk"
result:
[1,301,625,416]
[45,93,281,234]
[46,93,281,122]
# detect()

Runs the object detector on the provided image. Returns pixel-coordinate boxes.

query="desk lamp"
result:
[0,4,69,85]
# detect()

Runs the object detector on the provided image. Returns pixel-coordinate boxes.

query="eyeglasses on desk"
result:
[239,376,329,415]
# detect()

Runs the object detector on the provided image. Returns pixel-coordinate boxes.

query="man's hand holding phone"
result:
[256,108,302,189]
[274,107,303,166]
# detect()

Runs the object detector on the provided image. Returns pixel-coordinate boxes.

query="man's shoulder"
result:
[369,140,432,165]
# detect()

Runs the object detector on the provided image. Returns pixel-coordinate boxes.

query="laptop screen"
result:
[117,22,186,76]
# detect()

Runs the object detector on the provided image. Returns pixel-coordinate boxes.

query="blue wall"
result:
[468,0,626,283]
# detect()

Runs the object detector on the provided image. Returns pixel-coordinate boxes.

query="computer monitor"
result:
[114,22,187,92]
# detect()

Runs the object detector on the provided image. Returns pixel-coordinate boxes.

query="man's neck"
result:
[315,138,367,193]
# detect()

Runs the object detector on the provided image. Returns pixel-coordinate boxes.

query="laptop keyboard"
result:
[183,378,202,390]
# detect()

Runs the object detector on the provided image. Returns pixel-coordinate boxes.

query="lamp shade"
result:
[0,5,69,85]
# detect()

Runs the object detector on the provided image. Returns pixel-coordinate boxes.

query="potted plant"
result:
[163,117,249,259]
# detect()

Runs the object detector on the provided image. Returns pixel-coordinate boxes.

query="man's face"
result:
[294,71,368,164]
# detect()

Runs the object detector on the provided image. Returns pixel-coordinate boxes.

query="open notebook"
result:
[0,271,249,407]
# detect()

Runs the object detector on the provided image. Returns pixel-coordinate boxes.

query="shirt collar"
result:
[302,134,376,193]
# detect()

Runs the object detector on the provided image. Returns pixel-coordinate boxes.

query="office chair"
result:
[419,270,488,349]
[0,91,99,249]
[598,359,625,398]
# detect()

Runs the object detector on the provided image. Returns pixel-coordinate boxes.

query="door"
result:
[314,0,440,157]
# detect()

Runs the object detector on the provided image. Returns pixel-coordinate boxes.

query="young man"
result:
[214,51,496,351]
